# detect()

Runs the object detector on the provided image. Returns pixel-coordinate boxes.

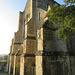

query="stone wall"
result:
[37,28,43,51]
[24,56,35,75]
[36,19,70,75]
[36,56,43,75]
[8,0,75,75]
[9,55,14,74]
[13,45,23,75]
[18,11,23,31]
[24,0,32,23]
[9,11,24,75]
[20,57,24,75]
[27,19,35,36]
[20,56,35,75]
[13,55,20,75]
[33,0,58,30]
[43,28,55,52]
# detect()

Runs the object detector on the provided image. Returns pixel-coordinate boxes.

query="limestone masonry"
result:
[8,0,75,75]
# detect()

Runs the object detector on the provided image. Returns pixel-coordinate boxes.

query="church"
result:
[8,0,75,75]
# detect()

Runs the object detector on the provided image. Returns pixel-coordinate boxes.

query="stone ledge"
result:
[25,36,36,40]
[36,51,75,56]
[10,53,15,56]
[15,53,22,56]
[21,53,35,57]
[14,42,22,45]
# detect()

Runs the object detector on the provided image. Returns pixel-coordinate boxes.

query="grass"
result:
[5,73,12,75]
[0,72,12,75]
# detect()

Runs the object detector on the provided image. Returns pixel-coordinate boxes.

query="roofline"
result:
[53,0,60,6]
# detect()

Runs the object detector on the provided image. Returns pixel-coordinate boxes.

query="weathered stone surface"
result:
[13,45,23,75]
[8,0,75,75]
[36,56,43,75]
[20,55,35,75]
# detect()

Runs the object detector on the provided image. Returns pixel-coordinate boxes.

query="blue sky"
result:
[55,0,65,4]
[0,0,65,54]
[1,0,27,11]
[1,0,65,11]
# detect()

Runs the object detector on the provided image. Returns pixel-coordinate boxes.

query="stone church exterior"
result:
[8,0,75,75]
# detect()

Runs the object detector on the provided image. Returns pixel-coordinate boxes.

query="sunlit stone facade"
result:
[8,0,75,75]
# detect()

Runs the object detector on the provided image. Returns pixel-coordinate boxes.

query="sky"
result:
[0,0,64,54]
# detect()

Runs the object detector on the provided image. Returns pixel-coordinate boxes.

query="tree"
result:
[4,55,8,60]
[64,0,75,4]
[48,1,75,75]
[48,1,75,39]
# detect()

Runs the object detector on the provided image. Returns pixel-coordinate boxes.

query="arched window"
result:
[47,4,49,10]
[39,12,40,21]
[27,15,29,22]
[27,14,30,22]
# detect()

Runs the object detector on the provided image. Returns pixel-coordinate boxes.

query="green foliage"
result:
[2,73,12,75]
[64,0,75,4]
[48,4,75,39]
[4,55,8,60]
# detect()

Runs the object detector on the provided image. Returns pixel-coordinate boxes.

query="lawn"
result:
[5,73,12,75]
[0,72,12,75]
